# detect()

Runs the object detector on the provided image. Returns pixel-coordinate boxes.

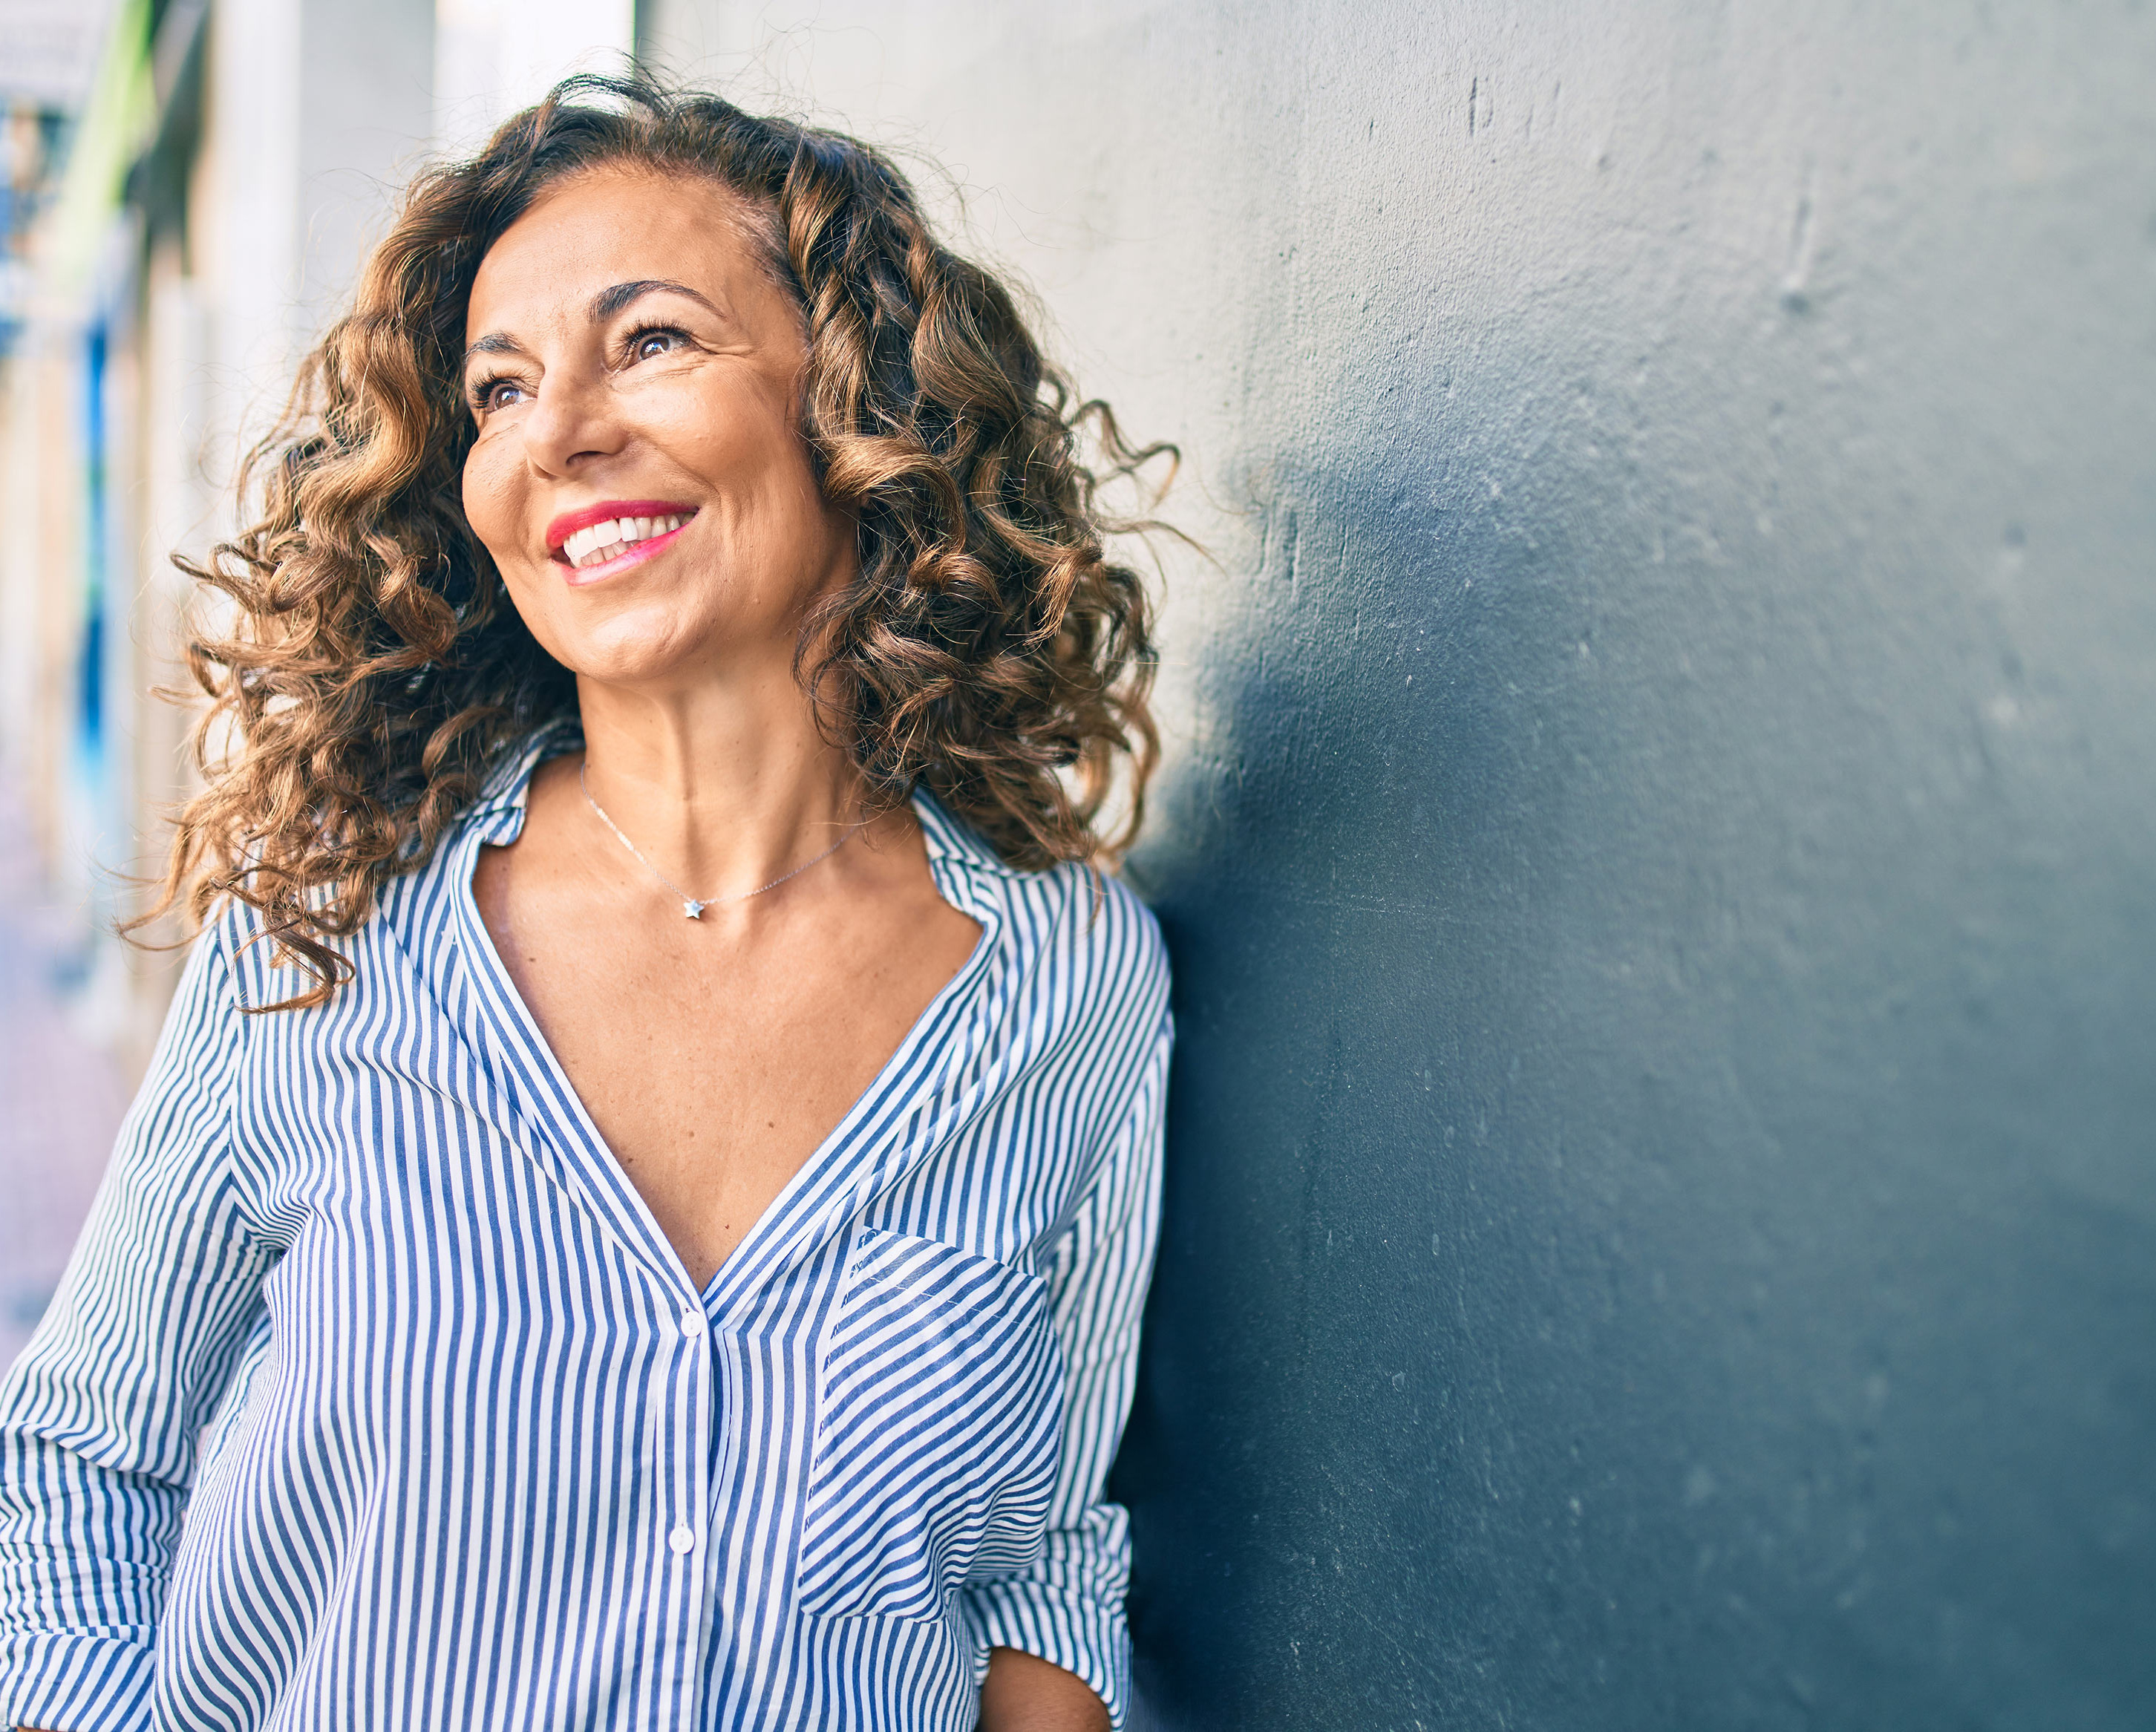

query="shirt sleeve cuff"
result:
[0,1632,157,1731]
[960,1577,1131,1730]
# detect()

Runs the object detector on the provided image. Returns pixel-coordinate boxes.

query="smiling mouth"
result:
[558,510,696,570]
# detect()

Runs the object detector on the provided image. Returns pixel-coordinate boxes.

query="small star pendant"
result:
[682,900,705,920]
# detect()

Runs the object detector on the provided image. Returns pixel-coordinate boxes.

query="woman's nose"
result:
[519,368,627,475]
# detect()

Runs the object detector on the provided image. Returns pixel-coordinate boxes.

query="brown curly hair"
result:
[140,72,1167,1008]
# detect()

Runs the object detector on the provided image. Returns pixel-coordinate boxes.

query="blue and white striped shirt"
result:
[0,736,1170,1731]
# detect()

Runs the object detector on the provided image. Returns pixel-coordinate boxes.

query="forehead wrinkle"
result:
[463,172,785,364]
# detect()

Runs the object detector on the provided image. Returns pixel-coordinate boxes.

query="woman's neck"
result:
[570,659,866,898]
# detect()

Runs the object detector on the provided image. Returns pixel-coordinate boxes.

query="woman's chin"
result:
[546,614,754,692]
[562,642,705,690]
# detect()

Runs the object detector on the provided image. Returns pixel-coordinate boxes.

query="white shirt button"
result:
[679,1307,705,1337]
[667,1525,696,1555]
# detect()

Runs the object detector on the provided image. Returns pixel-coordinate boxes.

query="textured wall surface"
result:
[644,4,2156,1726]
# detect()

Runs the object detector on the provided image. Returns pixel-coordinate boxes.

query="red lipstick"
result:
[544,500,699,553]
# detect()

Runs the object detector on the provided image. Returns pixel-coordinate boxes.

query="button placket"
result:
[664,1297,711,1572]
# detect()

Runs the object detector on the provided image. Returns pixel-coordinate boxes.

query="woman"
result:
[0,76,1169,1732]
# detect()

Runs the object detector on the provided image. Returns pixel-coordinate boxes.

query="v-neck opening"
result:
[451,755,1007,1313]
[692,892,997,1307]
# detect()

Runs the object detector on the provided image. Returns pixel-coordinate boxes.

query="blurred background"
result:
[0,0,641,1368]
[2,3,2153,1728]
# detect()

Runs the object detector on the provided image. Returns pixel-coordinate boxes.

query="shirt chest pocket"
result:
[794,1228,1065,1624]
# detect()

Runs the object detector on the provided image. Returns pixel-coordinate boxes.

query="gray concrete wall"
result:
[643,5,2156,1726]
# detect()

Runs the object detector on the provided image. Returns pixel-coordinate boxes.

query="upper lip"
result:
[543,500,699,554]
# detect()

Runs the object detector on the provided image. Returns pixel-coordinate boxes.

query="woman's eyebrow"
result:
[589,278,722,321]
[459,281,723,371]
[460,331,526,371]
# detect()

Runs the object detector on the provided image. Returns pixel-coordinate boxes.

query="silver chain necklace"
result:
[579,760,866,920]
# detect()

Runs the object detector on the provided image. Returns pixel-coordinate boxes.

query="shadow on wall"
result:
[1116,445,1642,1727]
[1111,425,2156,1728]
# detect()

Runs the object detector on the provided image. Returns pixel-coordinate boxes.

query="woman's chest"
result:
[471,844,983,1287]
[225,1020,1072,1483]
[221,955,1079,1328]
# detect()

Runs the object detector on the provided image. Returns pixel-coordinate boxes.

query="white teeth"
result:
[563,513,688,568]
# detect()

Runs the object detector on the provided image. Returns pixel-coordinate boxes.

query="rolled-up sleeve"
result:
[0,916,272,1732]
[961,1012,1171,1729]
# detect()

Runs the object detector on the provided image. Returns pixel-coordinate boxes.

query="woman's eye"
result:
[473,379,526,414]
[630,328,681,361]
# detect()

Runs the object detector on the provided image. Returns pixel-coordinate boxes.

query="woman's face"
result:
[460,166,851,689]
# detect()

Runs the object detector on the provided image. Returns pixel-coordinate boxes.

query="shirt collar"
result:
[910,788,1019,880]
[459,720,581,846]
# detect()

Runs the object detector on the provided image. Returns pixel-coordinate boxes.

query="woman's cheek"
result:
[460,442,523,572]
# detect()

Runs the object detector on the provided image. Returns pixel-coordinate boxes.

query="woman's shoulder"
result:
[152,894,283,1029]
[979,855,1172,1055]
[1046,860,1168,987]
[917,796,1167,999]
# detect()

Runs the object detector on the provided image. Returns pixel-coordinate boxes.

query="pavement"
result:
[0,780,129,1376]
